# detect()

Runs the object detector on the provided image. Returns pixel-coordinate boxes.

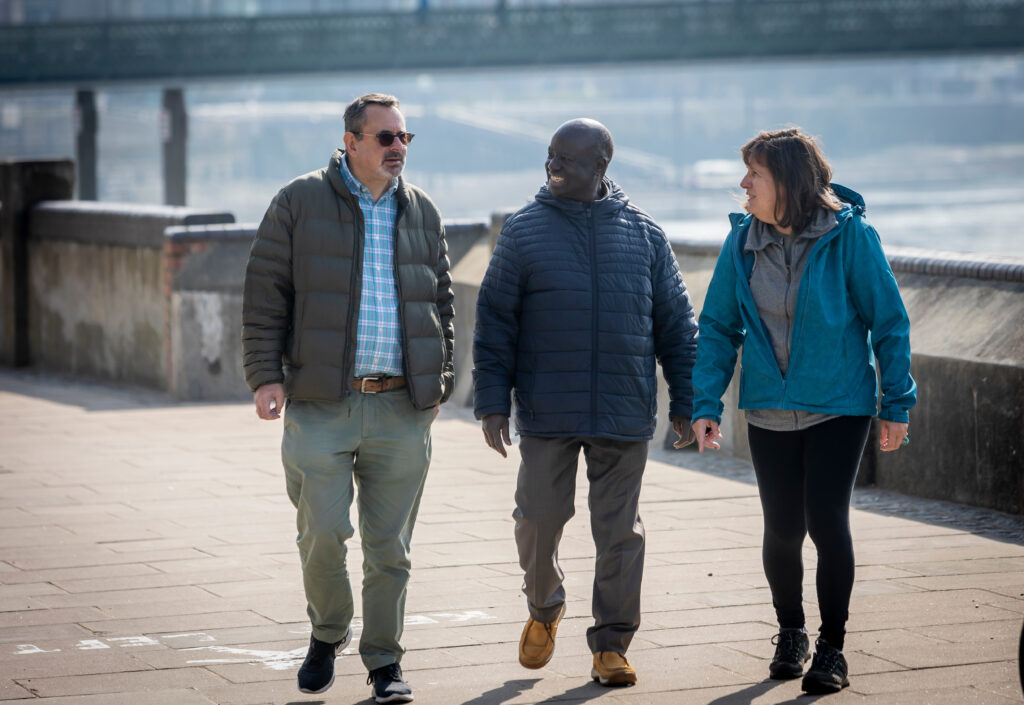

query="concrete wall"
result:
[165,224,252,400]
[866,253,1024,514]
[27,201,234,388]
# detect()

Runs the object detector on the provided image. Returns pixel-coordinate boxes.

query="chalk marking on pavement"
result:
[9,611,498,666]
[162,632,216,641]
[75,640,110,650]
[183,645,309,670]
[13,644,59,655]
[107,636,160,647]
[182,610,498,669]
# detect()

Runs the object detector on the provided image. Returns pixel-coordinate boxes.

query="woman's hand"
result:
[879,420,909,452]
[691,419,723,453]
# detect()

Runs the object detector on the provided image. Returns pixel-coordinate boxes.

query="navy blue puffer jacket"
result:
[473,179,698,441]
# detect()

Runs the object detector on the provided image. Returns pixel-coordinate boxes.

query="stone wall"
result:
[26,201,234,389]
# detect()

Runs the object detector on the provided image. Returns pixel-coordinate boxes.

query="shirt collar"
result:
[339,152,398,201]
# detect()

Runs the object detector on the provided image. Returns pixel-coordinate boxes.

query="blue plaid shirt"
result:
[339,155,404,377]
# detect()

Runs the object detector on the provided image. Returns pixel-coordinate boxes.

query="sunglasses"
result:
[353,131,415,147]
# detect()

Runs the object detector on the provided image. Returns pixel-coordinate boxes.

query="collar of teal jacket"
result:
[725,183,867,378]
[728,182,864,278]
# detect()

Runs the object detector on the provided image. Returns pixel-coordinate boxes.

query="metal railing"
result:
[2,0,1023,85]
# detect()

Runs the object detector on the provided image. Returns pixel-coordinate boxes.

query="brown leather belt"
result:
[352,376,406,394]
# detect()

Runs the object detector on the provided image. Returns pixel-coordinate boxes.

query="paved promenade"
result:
[1,369,1022,705]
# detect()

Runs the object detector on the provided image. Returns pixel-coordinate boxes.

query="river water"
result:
[2,53,1022,256]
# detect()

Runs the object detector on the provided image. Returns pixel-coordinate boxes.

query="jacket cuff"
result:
[878,408,910,424]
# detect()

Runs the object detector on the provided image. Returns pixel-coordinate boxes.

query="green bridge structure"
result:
[3,0,1024,86]
[2,0,1023,204]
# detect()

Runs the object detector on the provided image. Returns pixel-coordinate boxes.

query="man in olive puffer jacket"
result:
[242,94,452,703]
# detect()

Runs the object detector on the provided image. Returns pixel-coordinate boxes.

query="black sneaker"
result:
[801,638,850,694]
[769,628,810,680]
[297,627,352,694]
[367,662,414,703]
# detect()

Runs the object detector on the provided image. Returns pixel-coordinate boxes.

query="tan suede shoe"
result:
[518,603,565,669]
[591,651,637,686]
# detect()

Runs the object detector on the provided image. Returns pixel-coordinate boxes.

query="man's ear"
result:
[342,131,357,153]
[595,156,610,177]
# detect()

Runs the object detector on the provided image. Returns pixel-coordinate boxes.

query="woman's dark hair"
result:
[741,128,840,233]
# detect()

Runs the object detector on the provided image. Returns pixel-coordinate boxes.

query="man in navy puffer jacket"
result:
[473,119,698,686]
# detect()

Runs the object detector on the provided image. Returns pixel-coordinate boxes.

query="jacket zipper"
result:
[342,195,365,400]
[392,195,411,392]
[588,204,598,435]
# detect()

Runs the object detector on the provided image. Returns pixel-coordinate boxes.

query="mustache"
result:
[384,151,405,161]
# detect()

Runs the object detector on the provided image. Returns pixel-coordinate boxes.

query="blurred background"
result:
[2,0,1022,255]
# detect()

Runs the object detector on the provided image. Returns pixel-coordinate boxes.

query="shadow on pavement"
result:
[0,368,235,411]
[703,678,813,704]
[534,680,629,704]
[460,678,541,705]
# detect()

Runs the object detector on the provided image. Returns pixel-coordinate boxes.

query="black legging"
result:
[747,415,871,651]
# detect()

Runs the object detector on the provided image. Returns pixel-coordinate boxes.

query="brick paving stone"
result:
[852,661,1021,696]
[3,649,154,681]
[0,680,32,701]
[1,691,217,705]
[858,685,1021,703]
[18,667,228,698]
[78,610,274,637]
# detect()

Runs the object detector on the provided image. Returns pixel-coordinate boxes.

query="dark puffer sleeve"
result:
[436,224,456,403]
[472,222,522,418]
[649,224,699,419]
[241,187,294,392]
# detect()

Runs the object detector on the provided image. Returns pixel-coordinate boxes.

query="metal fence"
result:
[2,0,1023,85]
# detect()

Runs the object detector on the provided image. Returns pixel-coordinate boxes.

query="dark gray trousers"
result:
[514,434,648,654]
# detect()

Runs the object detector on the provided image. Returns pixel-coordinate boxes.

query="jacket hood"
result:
[534,177,629,217]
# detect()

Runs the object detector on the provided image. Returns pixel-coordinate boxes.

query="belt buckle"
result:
[360,376,382,394]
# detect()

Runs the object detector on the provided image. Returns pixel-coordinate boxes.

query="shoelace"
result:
[367,662,402,687]
[811,646,845,675]
[771,631,805,662]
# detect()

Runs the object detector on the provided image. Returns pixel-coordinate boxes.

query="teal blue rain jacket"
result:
[691,184,916,425]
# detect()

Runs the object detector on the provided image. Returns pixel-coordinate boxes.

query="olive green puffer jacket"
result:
[241,149,454,409]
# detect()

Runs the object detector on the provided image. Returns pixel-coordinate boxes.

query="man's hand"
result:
[481,414,512,457]
[672,416,696,449]
[254,383,284,421]
[691,418,723,453]
[879,420,909,452]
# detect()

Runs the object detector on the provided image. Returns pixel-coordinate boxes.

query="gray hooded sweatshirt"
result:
[744,207,840,432]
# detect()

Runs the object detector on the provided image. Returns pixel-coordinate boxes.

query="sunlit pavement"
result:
[1,369,1022,705]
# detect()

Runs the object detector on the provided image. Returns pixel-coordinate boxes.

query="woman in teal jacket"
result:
[691,128,916,695]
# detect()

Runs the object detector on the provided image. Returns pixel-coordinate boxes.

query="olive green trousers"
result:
[282,390,434,671]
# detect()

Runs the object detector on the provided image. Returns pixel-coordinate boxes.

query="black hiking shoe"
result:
[801,638,850,694]
[769,628,810,680]
[296,627,352,694]
[368,662,414,703]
